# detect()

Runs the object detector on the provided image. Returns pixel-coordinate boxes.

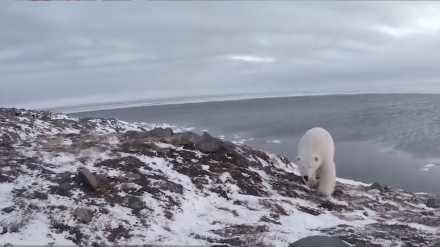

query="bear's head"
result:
[296,154,321,182]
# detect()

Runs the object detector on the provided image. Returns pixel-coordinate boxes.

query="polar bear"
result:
[296,127,336,197]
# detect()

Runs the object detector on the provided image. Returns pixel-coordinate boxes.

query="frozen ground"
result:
[0,107,439,247]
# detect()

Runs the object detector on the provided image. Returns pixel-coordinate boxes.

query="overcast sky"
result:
[2,1,440,110]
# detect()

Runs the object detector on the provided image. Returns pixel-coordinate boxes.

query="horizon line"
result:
[50,91,440,114]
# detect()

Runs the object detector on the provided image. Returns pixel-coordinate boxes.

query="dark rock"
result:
[78,168,98,191]
[233,200,243,206]
[95,173,110,190]
[318,200,350,212]
[73,207,94,223]
[123,130,148,139]
[149,127,173,138]
[170,132,201,145]
[231,210,239,217]
[193,177,209,190]
[125,173,142,180]
[363,211,369,217]
[262,166,272,175]
[79,129,90,135]
[123,196,145,211]
[95,156,147,173]
[426,198,440,208]
[297,206,322,216]
[156,148,171,155]
[332,187,344,197]
[194,177,209,185]
[368,182,389,193]
[53,119,67,129]
[195,132,222,152]
[2,206,15,213]
[8,133,21,142]
[99,208,110,214]
[431,242,440,247]
[289,235,350,247]
[421,210,435,216]
[124,127,173,140]
[3,108,17,119]
[54,183,72,197]
[95,173,108,183]
[259,215,280,225]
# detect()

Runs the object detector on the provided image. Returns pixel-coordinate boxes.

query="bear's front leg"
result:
[316,166,336,197]
[303,171,319,189]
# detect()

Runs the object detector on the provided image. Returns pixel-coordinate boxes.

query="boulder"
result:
[78,168,98,191]
[73,207,94,223]
[289,235,350,247]
[368,182,390,193]
[426,197,440,208]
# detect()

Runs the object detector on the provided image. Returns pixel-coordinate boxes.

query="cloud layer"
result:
[2,2,440,109]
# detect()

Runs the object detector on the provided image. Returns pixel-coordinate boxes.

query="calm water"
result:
[72,93,440,195]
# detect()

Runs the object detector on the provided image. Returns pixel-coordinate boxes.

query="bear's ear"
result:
[314,157,319,162]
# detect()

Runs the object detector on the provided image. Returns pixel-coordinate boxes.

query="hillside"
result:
[0,107,439,247]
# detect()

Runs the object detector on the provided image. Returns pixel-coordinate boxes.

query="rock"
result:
[194,177,209,190]
[99,207,110,214]
[1,206,15,213]
[123,130,147,139]
[194,177,209,185]
[124,128,174,140]
[79,129,90,135]
[8,133,21,142]
[363,211,369,217]
[0,133,20,143]
[289,235,350,247]
[55,183,72,197]
[195,132,222,152]
[171,132,201,145]
[297,206,322,216]
[78,168,98,191]
[53,119,67,129]
[125,173,142,180]
[368,182,389,193]
[123,196,145,210]
[426,198,440,208]
[431,242,440,247]
[3,108,18,119]
[95,173,110,190]
[156,148,171,155]
[73,207,94,223]
[262,166,272,175]
[149,127,173,138]
[332,187,344,197]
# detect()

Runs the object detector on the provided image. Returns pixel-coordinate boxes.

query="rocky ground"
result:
[0,107,439,247]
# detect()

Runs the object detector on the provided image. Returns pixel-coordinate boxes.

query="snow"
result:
[232,139,247,145]
[0,214,75,245]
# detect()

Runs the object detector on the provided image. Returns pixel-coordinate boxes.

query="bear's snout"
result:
[303,175,309,181]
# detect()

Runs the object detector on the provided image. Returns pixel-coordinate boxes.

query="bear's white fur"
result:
[296,127,336,197]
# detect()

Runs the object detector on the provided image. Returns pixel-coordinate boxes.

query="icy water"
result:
[72,93,440,195]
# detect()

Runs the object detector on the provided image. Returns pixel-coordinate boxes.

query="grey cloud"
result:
[2,1,440,109]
